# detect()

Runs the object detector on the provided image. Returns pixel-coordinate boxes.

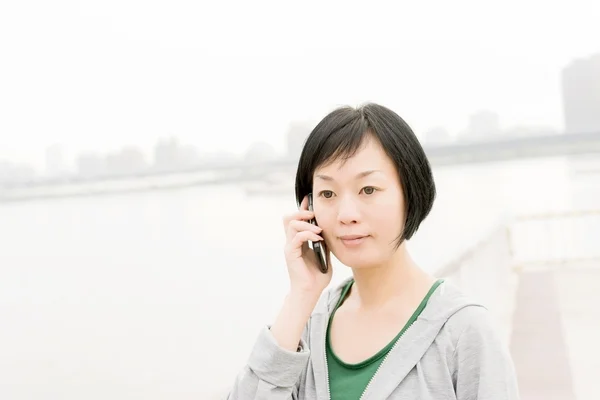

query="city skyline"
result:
[1,1,599,171]
[2,45,597,174]
[0,104,574,185]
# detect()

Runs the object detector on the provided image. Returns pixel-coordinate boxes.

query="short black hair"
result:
[294,103,436,246]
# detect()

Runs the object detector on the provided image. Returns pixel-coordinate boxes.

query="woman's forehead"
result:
[314,136,394,177]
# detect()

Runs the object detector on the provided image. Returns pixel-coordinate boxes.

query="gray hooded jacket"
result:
[226,277,520,399]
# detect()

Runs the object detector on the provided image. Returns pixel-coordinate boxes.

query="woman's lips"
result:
[339,235,368,247]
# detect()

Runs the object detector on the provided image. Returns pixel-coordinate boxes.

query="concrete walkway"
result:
[509,264,600,400]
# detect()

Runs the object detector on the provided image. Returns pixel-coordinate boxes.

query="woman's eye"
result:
[361,186,376,195]
[320,190,334,199]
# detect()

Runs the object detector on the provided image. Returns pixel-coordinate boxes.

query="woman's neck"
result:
[349,245,435,311]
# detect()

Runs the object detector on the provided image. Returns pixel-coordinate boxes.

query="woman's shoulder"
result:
[436,288,508,355]
[445,304,500,338]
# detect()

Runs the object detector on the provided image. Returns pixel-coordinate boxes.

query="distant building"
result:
[503,125,559,139]
[152,137,199,171]
[561,53,600,134]
[45,144,67,177]
[105,147,147,175]
[153,137,181,171]
[76,147,147,178]
[286,121,313,159]
[196,151,238,167]
[178,144,200,167]
[244,141,276,163]
[462,110,501,141]
[76,153,107,178]
[424,127,451,146]
[0,161,35,184]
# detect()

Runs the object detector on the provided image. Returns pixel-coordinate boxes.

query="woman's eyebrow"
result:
[315,170,382,181]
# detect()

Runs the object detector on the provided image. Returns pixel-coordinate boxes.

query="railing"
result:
[434,207,600,345]
[510,209,600,270]
[435,224,518,344]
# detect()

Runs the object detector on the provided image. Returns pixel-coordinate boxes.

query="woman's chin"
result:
[335,252,382,270]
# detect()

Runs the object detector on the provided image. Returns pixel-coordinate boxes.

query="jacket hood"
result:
[308,275,485,400]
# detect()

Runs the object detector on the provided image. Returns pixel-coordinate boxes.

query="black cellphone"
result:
[308,193,328,273]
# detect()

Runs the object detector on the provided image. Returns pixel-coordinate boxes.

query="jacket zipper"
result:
[324,339,331,399]
[358,321,416,400]
[324,315,331,400]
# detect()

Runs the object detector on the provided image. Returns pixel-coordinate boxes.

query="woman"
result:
[227,103,519,399]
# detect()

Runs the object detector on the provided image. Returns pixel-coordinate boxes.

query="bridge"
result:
[1,130,599,203]
[423,129,600,165]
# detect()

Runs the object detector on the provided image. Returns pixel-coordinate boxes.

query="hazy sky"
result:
[1,0,599,170]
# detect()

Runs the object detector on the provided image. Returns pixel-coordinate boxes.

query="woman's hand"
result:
[269,195,333,351]
[282,195,333,298]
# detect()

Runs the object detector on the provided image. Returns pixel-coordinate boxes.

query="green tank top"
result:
[325,278,444,400]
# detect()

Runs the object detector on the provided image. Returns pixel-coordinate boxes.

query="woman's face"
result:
[312,134,406,269]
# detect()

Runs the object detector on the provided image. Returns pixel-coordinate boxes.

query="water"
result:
[0,156,598,399]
